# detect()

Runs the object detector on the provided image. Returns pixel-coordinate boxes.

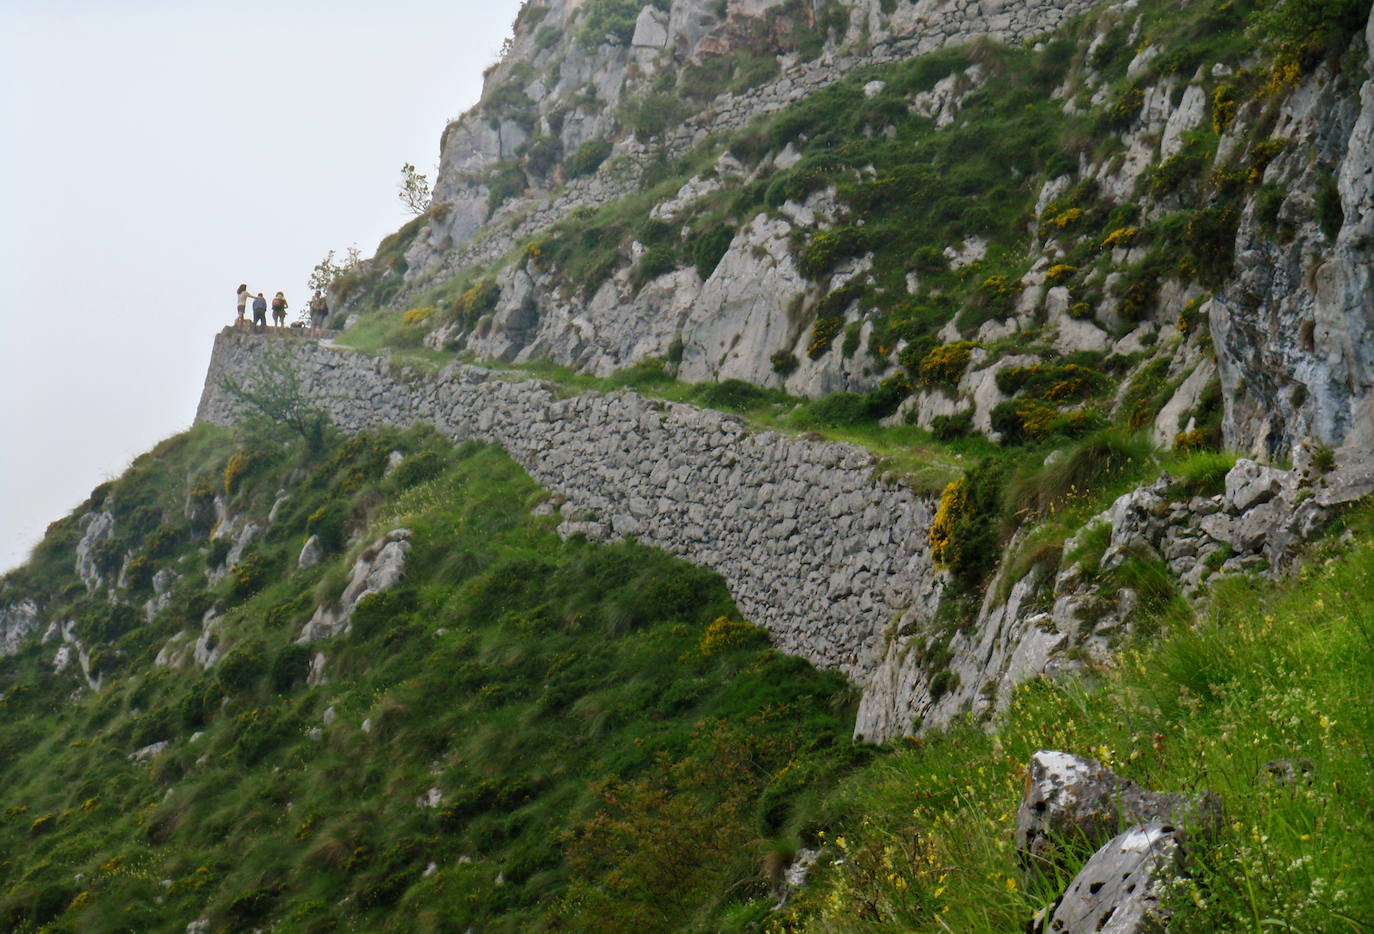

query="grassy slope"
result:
[6,1,1374,930]
[0,423,864,933]
[760,502,1374,930]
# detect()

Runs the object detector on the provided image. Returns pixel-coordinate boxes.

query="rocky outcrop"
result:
[1211,20,1374,457]
[297,529,412,643]
[1019,751,1222,933]
[0,600,41,657]
[1036,822,1183,934]
[74,511,114,592]
[1015,750,1222,882]
[398,0,1108,337]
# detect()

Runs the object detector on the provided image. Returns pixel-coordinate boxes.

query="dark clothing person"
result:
[252,293,268,332]
[309,292,329,338]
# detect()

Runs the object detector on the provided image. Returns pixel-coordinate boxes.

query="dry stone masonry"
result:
[195,333,1374,742]
[196,331,941,698]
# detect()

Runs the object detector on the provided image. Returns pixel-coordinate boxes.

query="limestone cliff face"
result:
[384,0,1102,394]
[353,0,1374,459]
[293,2,1374,737]
[1211,16,1374,458]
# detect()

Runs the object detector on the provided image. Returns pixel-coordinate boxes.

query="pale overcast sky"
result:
[0,0,524,572]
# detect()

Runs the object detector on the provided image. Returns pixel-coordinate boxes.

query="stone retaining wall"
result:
[196,331,942,693]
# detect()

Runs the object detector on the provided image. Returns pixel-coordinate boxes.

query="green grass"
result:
[759,502,1374,932]
[0,422,866,933]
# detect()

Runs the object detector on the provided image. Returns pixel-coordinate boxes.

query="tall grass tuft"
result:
[1004,428,1155,520]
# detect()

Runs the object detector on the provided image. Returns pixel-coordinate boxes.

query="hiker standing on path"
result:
[309,290,329,338]
[235,283,251,330]
[271,291,288,331]
[251,292,268,332]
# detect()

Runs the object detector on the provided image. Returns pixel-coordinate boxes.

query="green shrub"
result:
[620,93,684,141]
[808,315,844,359]
[124,554,156,593]
[230,552,272,600]
[692,224,736,280]
[392,450,447,489]
[84,602,140,643]
[566,140,613,178]
[927,459,1005,586]
[452,277,501,329]
[918,341,978,390]
[517,135,563,178]
[230,705,295,765]
[206,537,231,570]
[486,161,528,212]
[797,227,866,279]
[180,678,222,730]
[1317,171,1343,240]
[612,357,674,387]
[577,0,642,48]
[771,350,800,378]
[269,644,311,694]
[1252,0,1367,68]
[930,410,973,441]
[691,379,773,412]
[630,244,677,291]
[218,641,267,695]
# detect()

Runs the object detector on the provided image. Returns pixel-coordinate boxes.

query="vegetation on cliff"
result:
[0,422,865,933]
[5,0,1374,929]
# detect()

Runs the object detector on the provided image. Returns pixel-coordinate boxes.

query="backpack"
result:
[272,297,285,311]
[252,295,267,314]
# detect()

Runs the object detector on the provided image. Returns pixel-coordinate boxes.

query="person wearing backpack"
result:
[309,290,329,338]
[271,291,288,331]
[251,292,268,332]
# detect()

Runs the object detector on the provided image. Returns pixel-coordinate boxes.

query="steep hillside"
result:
[0,421,865,932]
[301,0,1374,747]
[335,0,1374,459]
[6,0,1374,930]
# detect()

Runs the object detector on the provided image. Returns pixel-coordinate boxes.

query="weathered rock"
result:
[129,740,172,762]
[298,535,324,569]
[224,521,263,570]
[0,600,41,657]
[297,529,412,643]
[1224,459,1285,514]
[1016,750,1222,882]
[1038,821,1183,934]
[74,511,115,591]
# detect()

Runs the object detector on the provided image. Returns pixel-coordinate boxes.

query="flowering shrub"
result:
[928,478,967,569]
[223,449,264,496]
[808,315,845,359]
[452,278,500,328]
[1043,207,1082,231]
[1212,84,1239,134]
[918,341,978,389]
[698,617,769,657]
[1044,264,1076,285]
[1102,226,1139,248]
